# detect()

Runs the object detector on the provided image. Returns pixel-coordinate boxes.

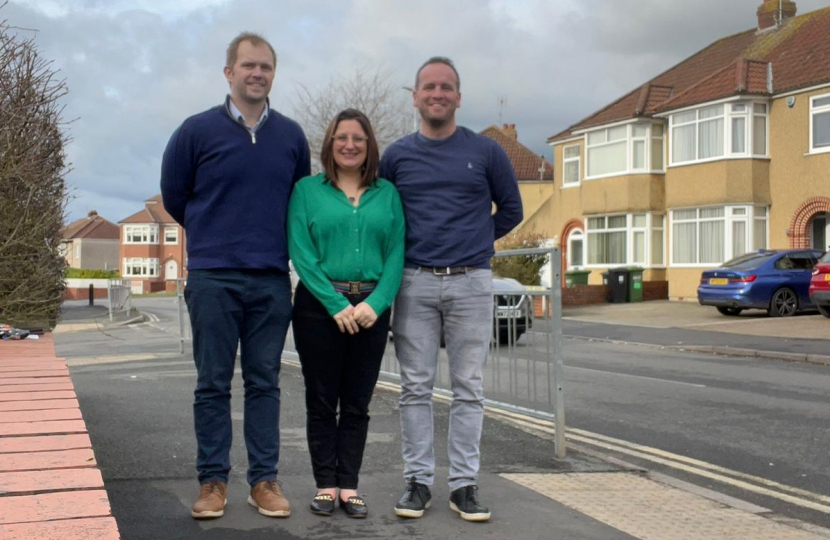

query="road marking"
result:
[566,365,707,388]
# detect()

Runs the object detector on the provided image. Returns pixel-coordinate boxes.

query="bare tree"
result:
[0,10,70,329]
[293,65,412,172]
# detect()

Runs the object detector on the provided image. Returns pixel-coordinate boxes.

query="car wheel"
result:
[497,328,525,345]
[716,306,743,316]
[817,304,830,319]
[769,288,798,317]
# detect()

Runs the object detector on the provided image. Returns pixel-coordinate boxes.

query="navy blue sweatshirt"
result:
[160,102,310,272]
[379,127,523,268]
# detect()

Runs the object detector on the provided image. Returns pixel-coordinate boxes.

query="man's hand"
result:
[333,305,360,334]
[353,302,378,329]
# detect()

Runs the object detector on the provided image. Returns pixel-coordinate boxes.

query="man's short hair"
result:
[415,56,460,91]
[226,32,277,68]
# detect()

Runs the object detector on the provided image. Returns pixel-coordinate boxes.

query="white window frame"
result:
[164,226,179,245]
[123,257,159,277]
[669,100,768,166]
[669,205,768,267]
[584,123,665,180]
[562,144,581,187]
[567,229,585,269]
[810,93,830,154]
[584,213,665,268]
[123,225,159,245]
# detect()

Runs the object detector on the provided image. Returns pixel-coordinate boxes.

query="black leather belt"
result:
[418,266,477,275]
[331,280,377,295]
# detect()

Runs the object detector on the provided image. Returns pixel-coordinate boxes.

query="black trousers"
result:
[292,282,391,489]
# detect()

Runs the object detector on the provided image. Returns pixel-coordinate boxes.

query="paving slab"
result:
[0,467,104,495]
[0,433,91,453]
[0,517,120,540]
[0,448,96,472]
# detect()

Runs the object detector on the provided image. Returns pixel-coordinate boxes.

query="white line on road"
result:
[566,365,707,388]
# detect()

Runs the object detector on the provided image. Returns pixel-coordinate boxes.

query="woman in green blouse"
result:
[287,109,405,518]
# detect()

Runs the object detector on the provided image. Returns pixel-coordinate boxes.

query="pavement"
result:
[7,298,829,539]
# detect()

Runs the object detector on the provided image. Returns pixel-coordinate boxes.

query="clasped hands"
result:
[333,302,377,334]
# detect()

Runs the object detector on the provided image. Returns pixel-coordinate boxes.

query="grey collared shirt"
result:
[227,96,269,143]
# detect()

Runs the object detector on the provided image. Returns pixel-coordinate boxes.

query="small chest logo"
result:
[467,162,473,169]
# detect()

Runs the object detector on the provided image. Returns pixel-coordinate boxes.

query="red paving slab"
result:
[0,399,80,412]
[0,369,68,377]
[0,419,88,436]
[0,490,112,524]
[0,516,120,540]
[0,377,75,385]
[0,391,77,402]
[0,434,91,453]
[0,448,96,472]
[0,409,83,423]
[0,467,103,495]
[0,382,76,393]
[0,336,120,538]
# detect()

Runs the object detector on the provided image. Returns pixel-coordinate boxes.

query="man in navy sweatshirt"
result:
[379,57,522,522]
[161,32,310,520]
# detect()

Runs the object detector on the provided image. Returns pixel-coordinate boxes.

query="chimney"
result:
[757,0,797,31]
[502,123,517,140]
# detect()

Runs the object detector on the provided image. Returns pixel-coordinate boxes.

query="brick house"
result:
[518,0,830,300]
[118,195,186,293]
[59,210,120,270]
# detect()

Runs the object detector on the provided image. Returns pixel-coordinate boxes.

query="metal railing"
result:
[107,279,133,322]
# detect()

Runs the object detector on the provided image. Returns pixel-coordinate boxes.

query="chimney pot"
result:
[757,0,797,31]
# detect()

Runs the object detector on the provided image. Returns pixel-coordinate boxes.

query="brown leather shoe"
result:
[191,479,227,519]
[248,480,291,517]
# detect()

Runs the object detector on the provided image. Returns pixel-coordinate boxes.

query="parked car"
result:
[492,276,534,344]
[697,249,823,317]
[809,251,830,318]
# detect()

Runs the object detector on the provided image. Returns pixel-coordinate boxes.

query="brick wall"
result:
[62,287,109,301]
[532,280,670,314]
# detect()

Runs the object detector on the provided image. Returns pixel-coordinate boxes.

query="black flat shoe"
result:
[340,495,368,518]
[310,493,335,516]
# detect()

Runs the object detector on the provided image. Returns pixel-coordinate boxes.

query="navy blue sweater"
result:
[379,127,523,268]
[161,103,310,272]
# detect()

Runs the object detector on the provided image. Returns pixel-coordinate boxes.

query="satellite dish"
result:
[786,96,796,108]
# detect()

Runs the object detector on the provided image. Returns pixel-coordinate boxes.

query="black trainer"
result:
[449,485,491,522]
[394,476,432,518]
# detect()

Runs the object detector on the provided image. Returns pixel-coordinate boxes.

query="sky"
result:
[4,0,829,224]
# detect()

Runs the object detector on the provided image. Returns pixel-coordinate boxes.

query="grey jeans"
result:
[392,267,493,491]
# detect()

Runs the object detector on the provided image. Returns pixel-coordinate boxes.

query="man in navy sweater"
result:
[161,32,310,520]
[379,57,522,522]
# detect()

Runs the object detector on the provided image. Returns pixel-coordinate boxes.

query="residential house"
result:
[119,195,186,293]
[480,123,555,236]
[526,0,830,300]
[59,210,120,270]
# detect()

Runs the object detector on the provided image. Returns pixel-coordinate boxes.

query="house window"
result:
[810,94,830,153]
[562,145,580,186]
[567,229,584,269]
[124,225,159,244]
[670,102,768,164]
[164,226,179,244]
[124,258,159,277]
[585,213,664,266]
[585,123,664,179]
[670,205,768,266]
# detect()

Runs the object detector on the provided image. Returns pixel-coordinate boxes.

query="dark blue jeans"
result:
[184,269,292,486]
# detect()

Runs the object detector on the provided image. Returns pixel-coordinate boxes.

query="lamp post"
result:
[401,86,419,133]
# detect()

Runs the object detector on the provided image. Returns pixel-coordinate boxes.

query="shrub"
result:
[491,232,549,286]
[65,268,120,279]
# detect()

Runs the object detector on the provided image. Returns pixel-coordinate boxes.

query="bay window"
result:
[586,213,665,267]
[670,205,768,266]
[124,225,159,244]
[670,101,768,165]
[124,258,159,277]
[585,123,664,179]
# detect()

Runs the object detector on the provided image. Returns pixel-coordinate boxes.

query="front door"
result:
[812,214,828,251]
[165,259,178,281]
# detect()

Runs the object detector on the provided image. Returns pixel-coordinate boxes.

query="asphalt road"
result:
[55,296,830,535]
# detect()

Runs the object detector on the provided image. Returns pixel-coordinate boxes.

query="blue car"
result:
[697,249,824,317]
